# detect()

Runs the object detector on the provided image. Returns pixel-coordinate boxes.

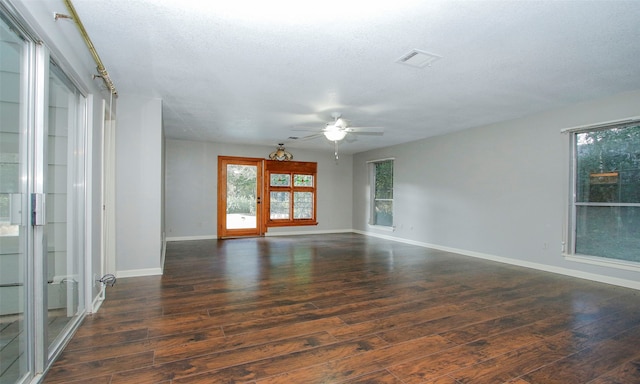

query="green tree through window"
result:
[572,123,640,263]
[227,165,257,215]
[372,160,393,226]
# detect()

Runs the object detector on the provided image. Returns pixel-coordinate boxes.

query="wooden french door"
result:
[217,156,264,238]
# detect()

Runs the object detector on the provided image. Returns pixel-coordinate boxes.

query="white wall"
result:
[116,95,163,276]
[165,139,353,239]
[353,90,640,289]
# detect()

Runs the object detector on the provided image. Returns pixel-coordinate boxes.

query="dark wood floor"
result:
[43,234,640,384]
[1,309,79,383]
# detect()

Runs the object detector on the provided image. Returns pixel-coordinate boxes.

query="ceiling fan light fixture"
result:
[334,118,347,128]
[323,125,347,141]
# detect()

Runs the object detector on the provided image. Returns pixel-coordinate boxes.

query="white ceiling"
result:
[72,0,640,154]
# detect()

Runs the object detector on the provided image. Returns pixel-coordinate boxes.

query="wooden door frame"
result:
[217,156,265,238]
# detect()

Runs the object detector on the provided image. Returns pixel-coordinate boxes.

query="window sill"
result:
[563,253,640,273]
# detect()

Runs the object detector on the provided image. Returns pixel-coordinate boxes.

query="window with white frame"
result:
[370,159,394,227]
[568,120,640,265]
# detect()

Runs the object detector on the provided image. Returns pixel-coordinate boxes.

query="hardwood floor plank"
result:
[54,374,114,384]
[153,330,336,364]
[43,351,154,383]
[312,282,469,312]
[447,312,640,383]
[422,376,462,384]
[163,286,350,316]
[390,314,578,383]
[254,334,455,384]
[110,331,344,383]
[73,310,225,340]
[136,335,388,384]
[62,327,150,352]
[52,327,226,366]
[588,358,640,384]
[522,324,640,384]
[207,301,318,322]
[40,235,640,384]
[220,300,377,336]
[152,317,345,364]
[384,298,640,383]
[376,294,569,345]
[439,304,597,346]
[522,339,637,384]
[339,369,405,383]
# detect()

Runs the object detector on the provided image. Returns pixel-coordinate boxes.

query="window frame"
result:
[564,117,640,271]
[368,158,394,229]
[264,160,318,227]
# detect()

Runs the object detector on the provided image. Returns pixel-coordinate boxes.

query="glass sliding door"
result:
[0,7,88,382]
[45,61,85,355]
[0,15,30,384]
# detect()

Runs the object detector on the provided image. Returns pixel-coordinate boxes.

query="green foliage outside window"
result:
[373,160,393,226]
[576,125,640,203]
[574,124,640,262]
[227,165,257,214]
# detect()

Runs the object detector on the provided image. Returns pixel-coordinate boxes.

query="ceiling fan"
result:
[293,112,384,160]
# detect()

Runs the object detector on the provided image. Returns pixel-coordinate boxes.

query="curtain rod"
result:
[56,0,118,97]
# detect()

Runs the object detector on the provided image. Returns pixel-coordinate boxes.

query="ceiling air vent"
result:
[396,49,441,68]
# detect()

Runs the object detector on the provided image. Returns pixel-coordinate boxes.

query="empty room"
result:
[1,1,640,383]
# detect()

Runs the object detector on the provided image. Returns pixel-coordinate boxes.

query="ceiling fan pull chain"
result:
[334,141,339,162]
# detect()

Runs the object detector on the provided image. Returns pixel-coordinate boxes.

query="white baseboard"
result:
[166,235,217,242]
[354,230,640,291]
[265,229,353,237]
[168,230,354,241]
[116,268,163,278]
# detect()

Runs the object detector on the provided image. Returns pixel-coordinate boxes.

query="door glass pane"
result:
[270,192,290,219]
[293,174,313,187]
[293,192,313,219]
[0,16,29,383]
[46,62,84,352]
[270,173,290,187]
[226,165,257,229]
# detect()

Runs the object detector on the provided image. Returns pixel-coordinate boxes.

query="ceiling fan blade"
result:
[345,127,384,135]
[344,134,358,143]
[290,133,324,142]
[291,127,323,132]
[351,131,384,136]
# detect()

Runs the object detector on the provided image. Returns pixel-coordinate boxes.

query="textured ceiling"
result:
[72,0,640,154]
